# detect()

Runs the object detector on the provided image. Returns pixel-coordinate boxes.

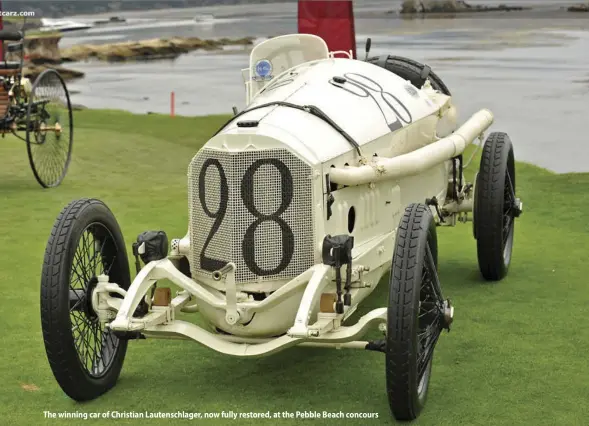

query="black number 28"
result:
[198,158,295,276]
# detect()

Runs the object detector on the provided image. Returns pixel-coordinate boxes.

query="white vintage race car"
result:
[40,34,522,420]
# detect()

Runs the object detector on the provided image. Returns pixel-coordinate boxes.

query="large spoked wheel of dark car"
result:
[474,132,522,281]
[26,69,73,188]
[386,204,453,421]
[41,199,131,401]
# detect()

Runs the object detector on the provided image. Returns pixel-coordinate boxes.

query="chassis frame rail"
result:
[99,257,389,358]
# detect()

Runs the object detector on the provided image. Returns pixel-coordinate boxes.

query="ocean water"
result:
[63,0,589,172]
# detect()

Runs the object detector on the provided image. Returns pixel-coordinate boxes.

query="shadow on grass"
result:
[0,178,42,192]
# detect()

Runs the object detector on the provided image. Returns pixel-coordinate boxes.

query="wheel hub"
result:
[84,276,99,321]
[442,299,454,331]
[512,198,523,218]
[34,120,48,145]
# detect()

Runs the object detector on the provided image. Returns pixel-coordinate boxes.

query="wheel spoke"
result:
[104,254,117,275]
[69,289,85,311]
[504,170,516,205]
[67,222,120,378]
[90,323,102,372]
[417,244,446,383]
[502,217,513,246]
[502,168,515,250]
[424,244,444,304]
[418,302,439,319]
[417,325,442,379]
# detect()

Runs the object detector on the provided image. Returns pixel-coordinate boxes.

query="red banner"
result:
[298,0,356,59]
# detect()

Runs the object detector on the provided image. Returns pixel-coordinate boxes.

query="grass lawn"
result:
[0,110,588,425]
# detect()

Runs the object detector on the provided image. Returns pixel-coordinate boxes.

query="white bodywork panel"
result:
[231,56,443,165]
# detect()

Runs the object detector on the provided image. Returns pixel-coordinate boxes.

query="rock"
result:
[401,0,468,13]
[94,16,127,25]
[568,3,589,12]
[60,36,256,63]
[400,0,527,14]
[11,34,256,66]
[400,0,418,13]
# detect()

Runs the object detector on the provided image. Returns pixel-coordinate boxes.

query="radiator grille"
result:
[188,148,314,284]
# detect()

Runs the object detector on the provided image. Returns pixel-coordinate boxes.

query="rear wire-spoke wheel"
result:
[26,69,73,188]
[474,132,520,281]
[386,204,453,421]
[41,199,130,401]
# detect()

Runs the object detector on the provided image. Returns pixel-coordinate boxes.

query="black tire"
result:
[41,198,131,401]
[26,69,73,188]
[386,203,448,421]
[368,55,451,95]
[474,132,517,281]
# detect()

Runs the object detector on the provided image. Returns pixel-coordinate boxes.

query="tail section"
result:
[298,0,356,59]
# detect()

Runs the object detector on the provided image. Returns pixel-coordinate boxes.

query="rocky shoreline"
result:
[568,3,589,11]
[12,35,255,82]
[60,36,254,63]
[398,0,589,14]
[399,0,530,14]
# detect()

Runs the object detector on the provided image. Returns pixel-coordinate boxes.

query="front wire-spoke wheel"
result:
[386,203,453,421]
[26,69,73,188]
[41,199,130,401]
[70,226,119,377]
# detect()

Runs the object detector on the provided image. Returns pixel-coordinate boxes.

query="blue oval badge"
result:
[255,59,273,80]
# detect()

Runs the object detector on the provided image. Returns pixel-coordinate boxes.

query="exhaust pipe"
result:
[329,109,494,187]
